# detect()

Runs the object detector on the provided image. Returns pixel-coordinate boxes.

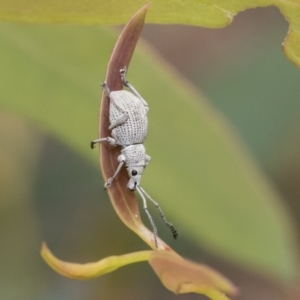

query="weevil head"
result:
[127,166,144,191]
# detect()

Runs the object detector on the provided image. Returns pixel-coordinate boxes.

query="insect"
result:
[91,67,178,247]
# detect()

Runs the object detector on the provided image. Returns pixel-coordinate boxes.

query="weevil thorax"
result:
[109,90,148,146]
[121,144,147,190]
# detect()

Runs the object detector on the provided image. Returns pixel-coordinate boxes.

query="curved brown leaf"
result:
[149,251,238,300]
[98,2,171,250]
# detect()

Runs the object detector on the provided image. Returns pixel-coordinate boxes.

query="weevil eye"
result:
[131,170,138,176]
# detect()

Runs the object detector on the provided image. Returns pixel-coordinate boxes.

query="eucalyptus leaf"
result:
[1,0,300,66]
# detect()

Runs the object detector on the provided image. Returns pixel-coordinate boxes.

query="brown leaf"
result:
[98,2,171,250]
[149,250,238,300]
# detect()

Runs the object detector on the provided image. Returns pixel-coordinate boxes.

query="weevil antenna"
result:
[136,186,158,248]
[139,187,178,240]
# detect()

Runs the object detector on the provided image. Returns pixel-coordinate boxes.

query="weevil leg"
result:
[90,137,117,149]
[102,80,128,115]
[136,187,158,248]
[140,187,178,240]
[145,154,151,166]
[101,81,111,95]
[108,113,129,130]
[108,98,129,129]
[101,80,130,130]
[104,166,124,189]
[120,67,149,109]
[104,154,125,190]
[104,158,125,189]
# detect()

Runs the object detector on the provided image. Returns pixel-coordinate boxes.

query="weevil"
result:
[91,67,178,247]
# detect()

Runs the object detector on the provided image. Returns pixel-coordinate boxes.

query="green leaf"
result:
[0,22,297,282]
[0,0,300,66]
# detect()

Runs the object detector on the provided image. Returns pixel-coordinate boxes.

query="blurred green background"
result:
[1,6,300,300]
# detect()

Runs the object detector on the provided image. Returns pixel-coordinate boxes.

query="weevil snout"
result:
[127,166,144,191]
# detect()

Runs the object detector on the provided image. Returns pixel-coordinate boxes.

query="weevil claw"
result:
[104,178,113,189]
[120,67,129,87]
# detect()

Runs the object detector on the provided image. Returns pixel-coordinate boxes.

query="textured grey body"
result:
[109,90,148,146]
[121,144,148,166]
[91,68,178,247]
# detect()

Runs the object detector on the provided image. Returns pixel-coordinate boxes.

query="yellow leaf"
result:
[41,243,152,280]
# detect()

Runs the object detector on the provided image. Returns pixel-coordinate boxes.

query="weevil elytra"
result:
[91,67,178,247]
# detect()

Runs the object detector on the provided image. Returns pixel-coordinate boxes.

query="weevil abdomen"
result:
[109,90,148,146]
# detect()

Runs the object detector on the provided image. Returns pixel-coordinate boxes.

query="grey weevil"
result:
[91,67,178,247]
